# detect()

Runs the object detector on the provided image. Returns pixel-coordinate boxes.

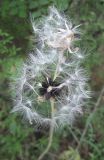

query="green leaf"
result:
[53,0,69,11]
[59,147,81,160]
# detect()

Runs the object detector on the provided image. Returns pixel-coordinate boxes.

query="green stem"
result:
[38,99,55,160]
[53,51,64,81]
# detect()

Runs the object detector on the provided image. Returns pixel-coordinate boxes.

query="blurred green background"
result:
[0,0,104,160]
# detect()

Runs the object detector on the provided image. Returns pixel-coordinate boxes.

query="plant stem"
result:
[38,99,55,160]
[53,51,64,81]
[76,86,104,150]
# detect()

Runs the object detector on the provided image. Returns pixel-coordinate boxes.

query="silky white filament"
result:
[11,6,90,130]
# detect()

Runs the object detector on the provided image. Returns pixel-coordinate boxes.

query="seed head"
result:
[11,7,90,129]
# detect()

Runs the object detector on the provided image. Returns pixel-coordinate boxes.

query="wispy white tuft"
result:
[11,6,90,129]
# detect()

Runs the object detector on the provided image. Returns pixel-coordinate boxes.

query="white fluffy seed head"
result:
[32,6,81,52]
[11,7,90,130]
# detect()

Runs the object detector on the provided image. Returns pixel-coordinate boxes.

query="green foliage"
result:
[0,0,104,160]
[0,0,52,18]
[0,29,20,56]
[59,147,81,160]
[0,29,22,80]
[53,0,69,10]
[0,100,33,159]
[1,0,26,18]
